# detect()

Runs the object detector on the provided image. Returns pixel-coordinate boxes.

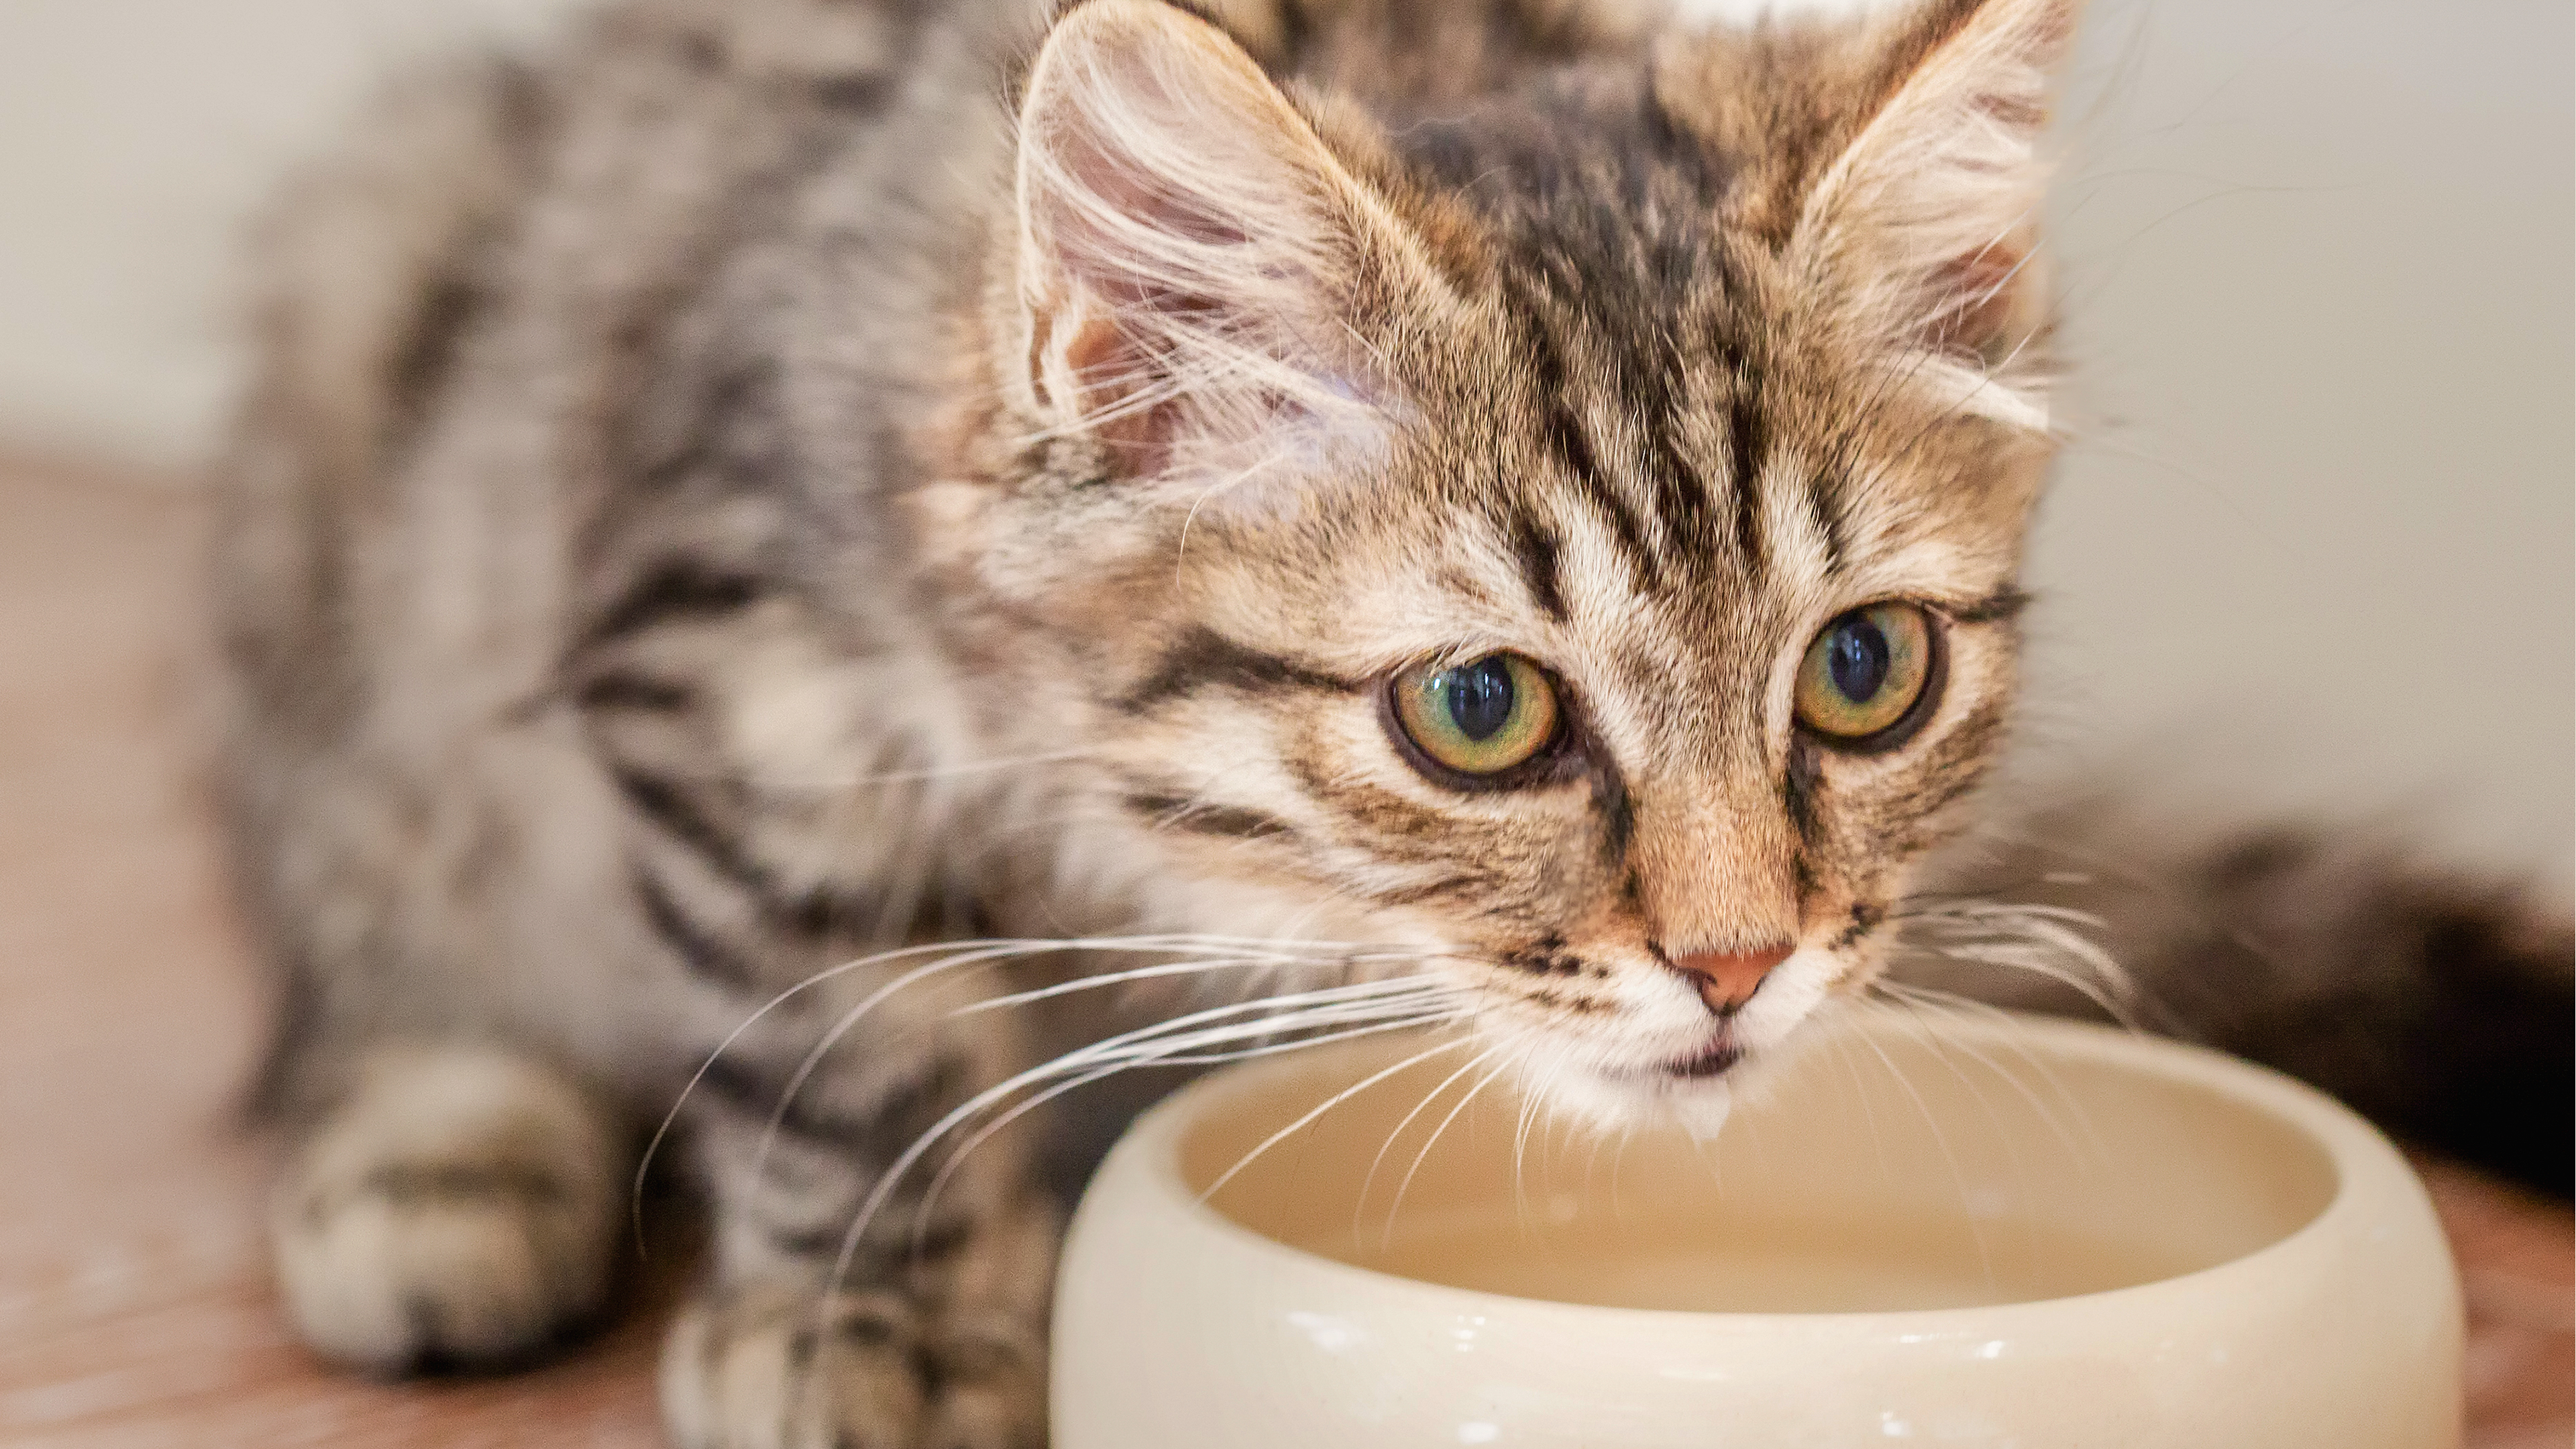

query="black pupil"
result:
[1444,657,1517,741]
[1827,616,1892,704]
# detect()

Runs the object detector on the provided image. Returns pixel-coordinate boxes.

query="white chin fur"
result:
[1503,946,1849,1142]
[1522,1054,1738,1140]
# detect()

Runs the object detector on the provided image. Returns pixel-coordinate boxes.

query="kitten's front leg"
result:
[659,1043,1058,1449]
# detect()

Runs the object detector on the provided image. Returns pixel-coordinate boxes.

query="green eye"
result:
[1390,653,1560,780]
[1794,603,1938,745]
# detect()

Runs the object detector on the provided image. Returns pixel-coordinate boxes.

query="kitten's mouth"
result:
[1662,1038,1743,1080]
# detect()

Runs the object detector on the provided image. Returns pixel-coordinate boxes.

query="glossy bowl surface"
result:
[1053,1010,2460,1448]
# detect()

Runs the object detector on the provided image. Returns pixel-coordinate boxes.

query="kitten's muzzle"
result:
[1664,945,1791,1018]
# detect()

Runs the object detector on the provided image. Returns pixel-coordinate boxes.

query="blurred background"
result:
[0,0,2565,1443]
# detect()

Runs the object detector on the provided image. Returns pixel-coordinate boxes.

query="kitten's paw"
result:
[269,1046,623,1371]
[660,1284,1045,1449]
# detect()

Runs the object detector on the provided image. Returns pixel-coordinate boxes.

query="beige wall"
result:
[1,0,2565,881]
[2028,0,2571,882]
[0,0,574,461]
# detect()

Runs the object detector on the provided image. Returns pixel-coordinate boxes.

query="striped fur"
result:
[213,0,2566,1442]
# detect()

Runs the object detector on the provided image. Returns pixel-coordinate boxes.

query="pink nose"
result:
[1665,945,1793,1016]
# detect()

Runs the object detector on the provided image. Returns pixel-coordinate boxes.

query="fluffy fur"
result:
[214,0,2569,1443]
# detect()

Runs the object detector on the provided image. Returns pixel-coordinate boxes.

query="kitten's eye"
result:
[1389,653,1560,780]
[1795,603,1939,747]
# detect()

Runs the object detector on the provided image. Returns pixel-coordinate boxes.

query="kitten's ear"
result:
[1795,0,2078,431]
[1012,0,1417,490]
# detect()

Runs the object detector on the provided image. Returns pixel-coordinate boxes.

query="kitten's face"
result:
[959,0,2070,1130]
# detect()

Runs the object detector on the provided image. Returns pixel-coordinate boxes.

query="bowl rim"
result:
[1099,1010,2423,1330]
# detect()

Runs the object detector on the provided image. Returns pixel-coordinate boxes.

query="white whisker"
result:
[910,1010,1464,1254]
[1870,983,2102,1160]
[751,939,1415,1183]
[1819,1017,1895,1181]
[1511,1072,1543,1235]
[1352,1043,1502,1243]
[1847,1020,1994,1287]
[821,979,1464,1305]
[637,934,1131,1244]
[942,948,1437,1020]
[1195,1034,1475,1204]
[1894,899,2139,1027]
[755,938,1216,1184]
[1383,1050,1517,1248]
[1862,994,2039,1179]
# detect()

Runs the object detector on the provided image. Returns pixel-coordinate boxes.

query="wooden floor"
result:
[0,453,2566,1447]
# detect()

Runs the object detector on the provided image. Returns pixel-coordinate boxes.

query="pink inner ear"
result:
[1925,235,2030,357]
[1012,2,1413,495]
[1041,95,1261,302]
[1058,311,1173,474]
[1038,115,1253,478]
[1793,0,2073,378]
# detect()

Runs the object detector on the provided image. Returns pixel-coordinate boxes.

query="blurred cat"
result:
[213,0,2569,1442]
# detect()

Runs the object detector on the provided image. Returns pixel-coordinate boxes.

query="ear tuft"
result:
[1796,0,2078,432]
[1013,0,1407,498]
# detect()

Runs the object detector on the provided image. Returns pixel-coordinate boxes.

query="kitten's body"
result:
[216,0,2569,1443]
[226,4,1075,1422]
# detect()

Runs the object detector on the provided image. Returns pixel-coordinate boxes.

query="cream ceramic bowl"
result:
[1053,1009,2460,1448]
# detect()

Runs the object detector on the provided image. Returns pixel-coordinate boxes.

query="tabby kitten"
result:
[213,0,2567,1444]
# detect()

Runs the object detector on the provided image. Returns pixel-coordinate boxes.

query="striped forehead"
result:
[1483,434,2002,649]
[1483,443,1802,744]
[1468,254,2011,646]
[1428,388,2003,757]
[1479,276,1833,647]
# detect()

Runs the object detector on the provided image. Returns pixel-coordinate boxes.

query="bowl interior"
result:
[1178,1012,2340,1313]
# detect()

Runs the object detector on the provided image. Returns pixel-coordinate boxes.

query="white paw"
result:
[660,1284,1045,1449]
[270,1046,622,1370]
